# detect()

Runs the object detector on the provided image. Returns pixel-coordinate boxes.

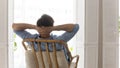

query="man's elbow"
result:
[12,23,18,30]
[12,23,15,29]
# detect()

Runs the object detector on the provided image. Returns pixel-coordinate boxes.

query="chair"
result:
[22,38,79,68]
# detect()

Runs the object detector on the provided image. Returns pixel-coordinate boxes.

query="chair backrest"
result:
[22,39,72,68]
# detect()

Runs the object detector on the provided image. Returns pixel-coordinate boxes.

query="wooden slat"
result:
[37,42,45,68]
[45,43,52,68]
[31,42,39,68]
[53,43,59,68]
[22,41,27,50]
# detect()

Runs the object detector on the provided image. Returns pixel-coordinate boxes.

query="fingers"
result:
[35,27,52,38]
[37,27,52,32]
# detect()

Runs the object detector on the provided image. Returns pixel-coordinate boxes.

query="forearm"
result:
[52,24,75,32]
[12,23,36,31]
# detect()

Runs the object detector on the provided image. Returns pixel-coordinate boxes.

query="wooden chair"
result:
[22,38,79,68]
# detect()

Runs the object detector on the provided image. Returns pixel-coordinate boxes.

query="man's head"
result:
[36,14,54,38]
[37,14,54,27]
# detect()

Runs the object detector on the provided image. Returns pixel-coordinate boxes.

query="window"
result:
[13,0,84,68]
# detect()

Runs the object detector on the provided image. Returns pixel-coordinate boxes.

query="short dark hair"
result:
[37,14,54,27]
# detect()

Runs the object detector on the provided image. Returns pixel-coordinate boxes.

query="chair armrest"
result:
[70,55,79,68]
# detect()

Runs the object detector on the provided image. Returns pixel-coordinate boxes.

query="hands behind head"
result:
[35,26,53,38]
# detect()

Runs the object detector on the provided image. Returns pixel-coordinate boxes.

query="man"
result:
[12,14,79,62]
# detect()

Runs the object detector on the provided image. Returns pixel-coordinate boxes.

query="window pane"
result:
[14,0,76,68]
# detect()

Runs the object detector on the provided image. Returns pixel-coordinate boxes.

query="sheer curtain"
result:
[14,0,77,68]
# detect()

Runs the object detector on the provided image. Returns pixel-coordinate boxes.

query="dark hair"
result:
[37,14,54,27]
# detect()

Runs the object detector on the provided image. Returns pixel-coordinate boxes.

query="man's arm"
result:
[52,24,79,42]
[12,23,36,31]
[12,23,39,39]
[35,24,76,34]
[36,24,77,34]
[52,24,75,32]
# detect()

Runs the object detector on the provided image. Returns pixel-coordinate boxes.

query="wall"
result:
[103,0,119,68]
[85,0,119,68]
[0,0,8,68]
[76,0,85,68]
[85,0,99,68]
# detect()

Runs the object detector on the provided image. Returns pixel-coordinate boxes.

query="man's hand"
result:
[35,26,53,38]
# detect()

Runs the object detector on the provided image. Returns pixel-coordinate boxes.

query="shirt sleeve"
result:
[13,30,38,39]
[53,24,79,42]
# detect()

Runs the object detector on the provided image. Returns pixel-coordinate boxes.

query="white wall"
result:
[85,0,99,67]
[76,0,85,68]
[103,0,119,68]
[85,0,119,68]
[0,0,8,68]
